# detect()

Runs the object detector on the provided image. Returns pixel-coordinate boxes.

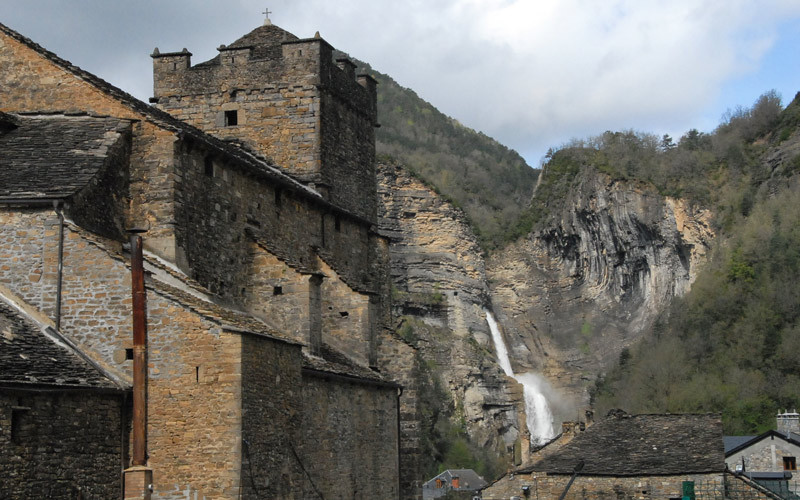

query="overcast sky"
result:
[2,1,800,166]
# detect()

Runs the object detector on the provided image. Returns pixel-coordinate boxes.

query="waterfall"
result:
[486,311,555,444]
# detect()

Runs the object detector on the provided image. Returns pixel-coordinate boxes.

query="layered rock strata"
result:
[487,168,714,416]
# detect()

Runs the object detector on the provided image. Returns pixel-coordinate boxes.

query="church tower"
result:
[150,19,379,221]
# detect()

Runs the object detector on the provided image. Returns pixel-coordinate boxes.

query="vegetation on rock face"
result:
[400,317,502,481]
[348,56,539,251]
[519,90,786,233]
[586,91,800,434]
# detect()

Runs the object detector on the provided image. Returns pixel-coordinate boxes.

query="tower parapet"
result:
[151,24,378,221]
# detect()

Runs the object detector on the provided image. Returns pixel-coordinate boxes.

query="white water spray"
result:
[485,311,555,444]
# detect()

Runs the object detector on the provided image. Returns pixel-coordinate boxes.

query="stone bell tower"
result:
[150,21,379,222]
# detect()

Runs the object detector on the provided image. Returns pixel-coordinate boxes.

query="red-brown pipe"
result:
[130,233,148,467]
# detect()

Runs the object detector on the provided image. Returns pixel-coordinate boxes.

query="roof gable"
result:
[725,430,800,456]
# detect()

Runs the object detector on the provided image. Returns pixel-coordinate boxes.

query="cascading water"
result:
[485,311,555,444]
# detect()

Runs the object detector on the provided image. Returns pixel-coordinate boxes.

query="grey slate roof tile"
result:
[0,295,120,390]
[302,344,397,387]
[195,24,299,67]
[0,113,129,200]
[524,411,725,476]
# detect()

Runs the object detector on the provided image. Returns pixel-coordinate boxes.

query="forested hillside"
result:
[571,91,800,434]
[348,56,539,251]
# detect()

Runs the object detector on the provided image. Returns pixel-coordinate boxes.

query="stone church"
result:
[0,17,408,499]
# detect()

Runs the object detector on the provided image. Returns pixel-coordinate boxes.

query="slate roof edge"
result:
[0,380,127,393]
[725,429,800,456]
[535,469,726,477]
[0,21,377,229]
[220,324,303,346]
[300,365,401,389]
[0,285,129,390]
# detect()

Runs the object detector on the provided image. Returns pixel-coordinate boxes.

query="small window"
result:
[784,456,797,470]
[11,407,29,444]
[274,189,282,208]
[273,286,283,296]
[224,110,238,126]
[204,156,214,177]
[334,216,341,232]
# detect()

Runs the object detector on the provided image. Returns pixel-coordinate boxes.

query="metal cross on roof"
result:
[261,7,273,26]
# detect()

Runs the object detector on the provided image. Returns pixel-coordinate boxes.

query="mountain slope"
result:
[349,56,539,251]
[590,92,800,434]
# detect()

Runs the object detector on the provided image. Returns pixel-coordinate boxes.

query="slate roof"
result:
[195,23,299,67]
[423,469,487,491]
[0,294,122,390]
[523,411,725,476]
[725,435,757,454]
[302,344,398,388]
[0,112,129,201]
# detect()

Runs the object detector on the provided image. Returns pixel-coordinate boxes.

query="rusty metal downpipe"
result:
[129,229,148,467]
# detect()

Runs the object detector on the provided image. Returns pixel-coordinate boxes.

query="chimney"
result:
[123,229,153,500]
[777,409,800,435]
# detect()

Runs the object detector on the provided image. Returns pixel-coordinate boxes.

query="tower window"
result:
[224,110,238,126]
[204,156,214,177]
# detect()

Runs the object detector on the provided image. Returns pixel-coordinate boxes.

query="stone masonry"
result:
[0,19,401,500]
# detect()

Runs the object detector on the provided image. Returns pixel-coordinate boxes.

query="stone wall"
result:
[0,30,179,257]
[319,258,372,367]
[171,138,379,324]
[244,240,314,345]
[0,390,125,500]
[300,373,399,499]
[726,436,800,472]
[241,333,305,498]
[379,333,423,500]
[0,211,249,498]
[483,472,724,500]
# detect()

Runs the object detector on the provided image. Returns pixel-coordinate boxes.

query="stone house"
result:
[422,469,487,499]
[481,411,727,500]
[726,411,800,474]
[724,411,800,496]
[0,17,401,499]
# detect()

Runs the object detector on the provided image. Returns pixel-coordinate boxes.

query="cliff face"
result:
[487,168,714,415]
[377,162,527,466]
[378,159,716,478]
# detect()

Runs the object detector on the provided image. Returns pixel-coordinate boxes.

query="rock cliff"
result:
[377,161,528,468]
[487,167,714,417]
[378,158,716,474]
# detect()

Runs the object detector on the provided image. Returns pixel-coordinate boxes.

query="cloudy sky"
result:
[2,1,800,166]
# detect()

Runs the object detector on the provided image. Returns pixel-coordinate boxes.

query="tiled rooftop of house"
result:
[523,411,725,476]
[0,112,129,201]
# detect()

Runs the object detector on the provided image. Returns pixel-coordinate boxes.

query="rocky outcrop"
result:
[377,161,526,465]
[487,167,714,416]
